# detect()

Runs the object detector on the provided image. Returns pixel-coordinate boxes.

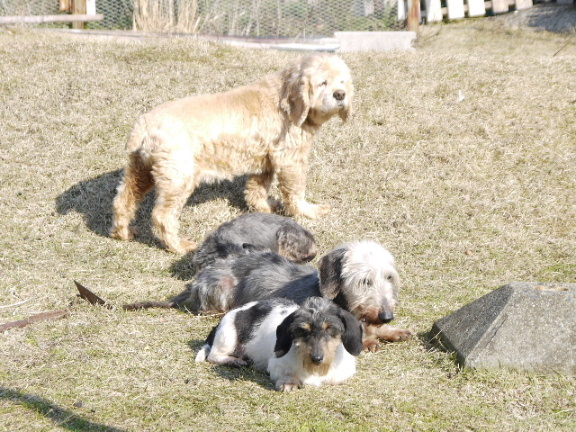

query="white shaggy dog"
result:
[111,53,353,253]
[195,297,364,392]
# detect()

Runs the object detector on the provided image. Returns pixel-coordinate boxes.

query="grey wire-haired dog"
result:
[124,240,412,349]
[191,213,317,270]
[195,297,364,392]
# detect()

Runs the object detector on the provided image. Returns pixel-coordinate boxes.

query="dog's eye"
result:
[319,80,327,87]
[362,278,373,286]
[386,275,394,282]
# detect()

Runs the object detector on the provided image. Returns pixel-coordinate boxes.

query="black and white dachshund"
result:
[195,297,364,391]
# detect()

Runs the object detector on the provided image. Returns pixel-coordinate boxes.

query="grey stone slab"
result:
[334,31,416,52]
[431,282,576,374]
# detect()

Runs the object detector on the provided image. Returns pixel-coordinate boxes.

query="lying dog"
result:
[124,240,412,349]
[110,53,353,253]
[195,297,364,391]
[192,213,317,270]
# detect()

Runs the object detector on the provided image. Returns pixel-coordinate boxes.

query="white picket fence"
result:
[398,0,535,22]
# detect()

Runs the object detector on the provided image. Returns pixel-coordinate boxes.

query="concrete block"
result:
[335,31,416,52]
[431,282,576,374]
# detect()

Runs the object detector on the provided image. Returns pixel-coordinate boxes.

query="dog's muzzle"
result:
[333,90,346,101]
[311,353,324,364]
[378,310,395,324]
[311,343,324,364]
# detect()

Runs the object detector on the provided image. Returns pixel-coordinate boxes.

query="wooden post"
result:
[72,0,87,29]
[60,0,71,12]
[408,0,420,32]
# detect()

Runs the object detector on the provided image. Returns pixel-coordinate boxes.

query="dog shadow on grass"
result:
[0,386,126,432]
[187,340,275,391]
[55,170,249,252]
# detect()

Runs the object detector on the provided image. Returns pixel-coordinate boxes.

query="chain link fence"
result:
[0,0,404,37]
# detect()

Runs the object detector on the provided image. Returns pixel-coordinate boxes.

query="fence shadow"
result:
[0,386,126,432]
[55,170,250,251]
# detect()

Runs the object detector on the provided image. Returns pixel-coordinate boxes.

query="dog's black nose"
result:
[379,311,395,324]
[311,354,324,364]
[333,90,346,101]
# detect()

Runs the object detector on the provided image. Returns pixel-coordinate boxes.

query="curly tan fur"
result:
[111,54,353,253]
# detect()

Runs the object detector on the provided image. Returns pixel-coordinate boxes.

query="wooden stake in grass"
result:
[0,281,112,333]
[74,280,113,309]
[0,310,70,333]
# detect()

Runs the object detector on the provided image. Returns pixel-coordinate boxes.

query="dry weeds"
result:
[0,19,575,431]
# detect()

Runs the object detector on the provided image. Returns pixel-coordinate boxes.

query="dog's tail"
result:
[125,115,149,153]
[194,344,211,362]
[195,325,218,363]
[122,300,176,311]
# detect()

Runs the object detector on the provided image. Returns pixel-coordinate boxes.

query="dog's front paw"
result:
[166,237,198,254]
[250,200,274,214]
[110,225,136,241]
[376,325,414,342]
[275,377,302,392]
[297,202,331,219]
[363,338,380,353]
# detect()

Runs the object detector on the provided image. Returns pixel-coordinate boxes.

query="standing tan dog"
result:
[111,53,353,253]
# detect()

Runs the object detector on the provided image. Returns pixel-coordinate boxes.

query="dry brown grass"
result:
[1,20,575,431]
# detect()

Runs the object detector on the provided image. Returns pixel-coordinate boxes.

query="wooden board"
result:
[467,0,486,17]
[0,14,103,24]
[491,0,510,14]
[514,0,533,9]
[398,0,407,20]
[426,0,443,22]
[447,0,465,19]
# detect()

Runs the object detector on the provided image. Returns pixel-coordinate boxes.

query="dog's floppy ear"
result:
[338,79,354,123]
[318,247,346,300]
[280,61,311,127]
[338,309,364,356]
[339,95,353,122]
[274,311,297,358]
[276,225,300,257]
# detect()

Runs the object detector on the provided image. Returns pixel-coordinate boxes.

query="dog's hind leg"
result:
[148,135,199,254]
[152,177,198,254]
[111,152,154,241]
[245,169,280,213]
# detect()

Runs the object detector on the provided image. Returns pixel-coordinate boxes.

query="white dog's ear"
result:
[318,248,346,300]
[274,311,296,357]
[280,65,311,126]
[339,97,353,122]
